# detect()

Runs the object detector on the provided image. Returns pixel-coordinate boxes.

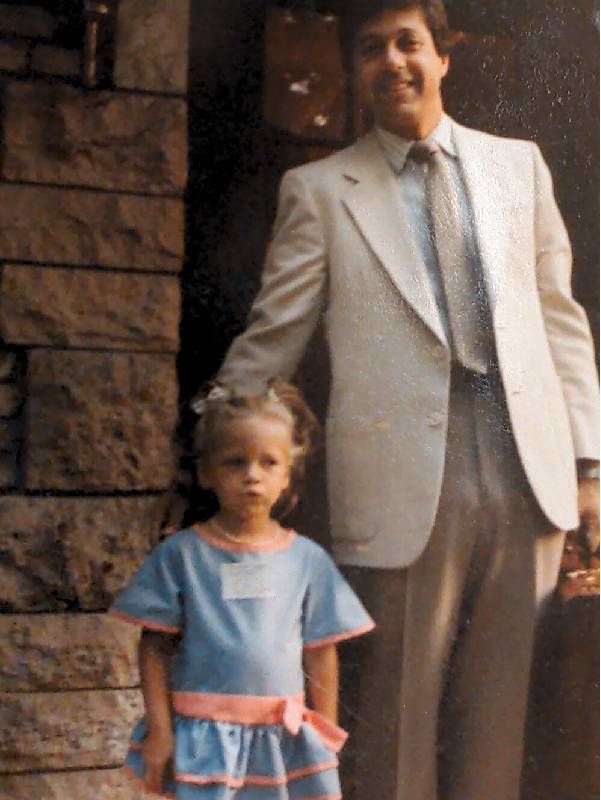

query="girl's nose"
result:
[245,462,261,481]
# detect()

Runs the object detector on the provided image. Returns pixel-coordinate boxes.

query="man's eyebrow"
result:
[357,27,420,43]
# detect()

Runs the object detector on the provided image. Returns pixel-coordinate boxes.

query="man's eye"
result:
[397,36,421,51]
[358,40,382,59]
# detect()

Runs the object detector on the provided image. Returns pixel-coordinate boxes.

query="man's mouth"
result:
[377,79,415,94]
[374,72,416,93]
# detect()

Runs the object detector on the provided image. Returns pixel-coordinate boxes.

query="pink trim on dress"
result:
[129,743,339,789]
[301,796,342,800]
[126,759,341,798]
[301,796,341,800]
[172,691,304,723]
[303,621,376,649]
[108,608,181,634]
[193,523,295,553]
[177,760,339,787]
[171,691,348,752]
[303,796,342,800]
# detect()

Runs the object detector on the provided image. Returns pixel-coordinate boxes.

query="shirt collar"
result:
[375,114,456,173]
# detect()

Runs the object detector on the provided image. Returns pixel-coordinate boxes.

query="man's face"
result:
[353,7,449,140]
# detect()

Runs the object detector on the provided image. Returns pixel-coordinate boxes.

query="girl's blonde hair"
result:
[158,379,318,531]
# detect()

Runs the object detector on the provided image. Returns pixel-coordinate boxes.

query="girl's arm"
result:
[303,643,339,724]
[139,629,179,793]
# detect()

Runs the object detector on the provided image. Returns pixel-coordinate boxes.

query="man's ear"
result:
[441,54,450,79]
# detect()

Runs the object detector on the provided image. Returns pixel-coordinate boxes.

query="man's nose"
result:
[383,43,406,69]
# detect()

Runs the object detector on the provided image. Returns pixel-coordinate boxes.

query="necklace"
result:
[208,517,282,546]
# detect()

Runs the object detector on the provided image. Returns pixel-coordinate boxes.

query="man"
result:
[211,1,600,797]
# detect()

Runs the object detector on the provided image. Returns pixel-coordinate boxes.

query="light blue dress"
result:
[109,525,374,799]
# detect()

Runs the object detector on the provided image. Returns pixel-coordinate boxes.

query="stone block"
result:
[0,4,55,39]
[0,384,21,418]
[3,82,187,194]
[0,40,29,73]
[0,184,184,272]
[0,688,142,772]
[26,350,177,491]
[0,614,139,691]
[0,770,144,800]
[31,44,79,78]
[0,265,180,352]
[0,496,163,612]
[114,0,189,93]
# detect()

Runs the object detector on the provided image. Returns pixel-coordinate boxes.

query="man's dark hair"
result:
[338,0,460,72]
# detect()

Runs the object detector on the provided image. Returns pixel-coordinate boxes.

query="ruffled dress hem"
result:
[123,694,345,799]
[123,765,342,800]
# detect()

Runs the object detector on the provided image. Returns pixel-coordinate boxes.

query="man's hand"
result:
[142,728,174,794]
[577,476,600,557]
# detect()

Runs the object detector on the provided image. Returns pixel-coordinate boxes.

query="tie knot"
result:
[408,141,438,164]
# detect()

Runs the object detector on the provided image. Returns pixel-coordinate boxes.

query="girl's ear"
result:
[282,461,293,496]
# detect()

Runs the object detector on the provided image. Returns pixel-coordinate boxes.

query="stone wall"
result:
[0,3,189,797]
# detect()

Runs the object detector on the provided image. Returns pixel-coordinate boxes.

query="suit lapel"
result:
[341,133,447,346]
[452,122,516,314]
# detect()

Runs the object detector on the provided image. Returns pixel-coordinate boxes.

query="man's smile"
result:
[376,75,415,90]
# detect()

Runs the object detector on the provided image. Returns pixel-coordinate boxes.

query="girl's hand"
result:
[142,728,175,793]
[138,629,179,792]
[303,643,339,723]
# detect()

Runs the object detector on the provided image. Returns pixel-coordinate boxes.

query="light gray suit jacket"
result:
[218,119,600,568]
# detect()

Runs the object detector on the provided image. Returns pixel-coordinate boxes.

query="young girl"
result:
[109,379,374,800]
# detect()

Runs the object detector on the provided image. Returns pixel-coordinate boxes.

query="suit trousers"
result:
[339,365,565,800]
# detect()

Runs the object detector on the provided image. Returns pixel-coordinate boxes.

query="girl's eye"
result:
[225,457,245,467]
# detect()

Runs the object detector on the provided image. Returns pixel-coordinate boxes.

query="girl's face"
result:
[200,413,293,520]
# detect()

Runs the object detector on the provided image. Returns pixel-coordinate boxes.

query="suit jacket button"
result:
[433,344,446,361]
[426,411,444,427]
